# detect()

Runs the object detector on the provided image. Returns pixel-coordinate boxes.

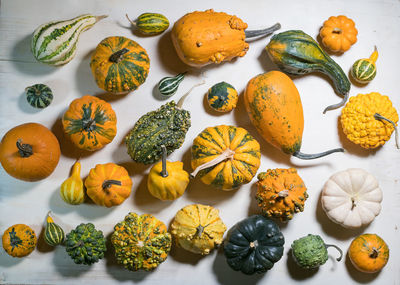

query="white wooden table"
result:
[1,0,400,284]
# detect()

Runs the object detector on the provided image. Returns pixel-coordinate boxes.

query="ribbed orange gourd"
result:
[320,15,358,53]
[256,168,308,221]
[85,163,132,207]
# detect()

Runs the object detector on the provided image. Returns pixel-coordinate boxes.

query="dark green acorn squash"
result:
[223,215,285,275]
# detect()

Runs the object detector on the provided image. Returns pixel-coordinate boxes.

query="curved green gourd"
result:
[126,13,169,35]
[25,84,53,109]
[266,30,351,113]
[207,82,238,112]
[158,72,186,97]
[44,212,65,246]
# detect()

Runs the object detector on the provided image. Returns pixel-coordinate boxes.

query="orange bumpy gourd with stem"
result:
[320,15,358,53]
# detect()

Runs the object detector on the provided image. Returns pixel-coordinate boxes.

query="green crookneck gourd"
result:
[266,30,351,113]
[291,234,343,269]
[126,81,204,164]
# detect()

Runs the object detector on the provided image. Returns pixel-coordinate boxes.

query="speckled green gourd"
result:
[207,82,238,112]
[25,84,53,109]
[65,223,106,265]
[125,101,191,164]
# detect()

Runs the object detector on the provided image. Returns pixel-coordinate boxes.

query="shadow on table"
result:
[52,246,91,277]
[286,248,319,280]
[345,252,381,283]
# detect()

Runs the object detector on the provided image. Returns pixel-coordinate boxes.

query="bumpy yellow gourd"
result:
[341,92,399,149]
[60,161,85,205]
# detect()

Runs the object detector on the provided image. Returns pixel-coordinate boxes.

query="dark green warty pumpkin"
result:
[125,101,191,164]
[223,215,285,275]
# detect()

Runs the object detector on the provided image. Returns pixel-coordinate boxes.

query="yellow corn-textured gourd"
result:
[60,161,85,205]
[341,92,399,149]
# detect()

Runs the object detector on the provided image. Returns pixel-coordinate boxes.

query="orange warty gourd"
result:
[0,122,60,181]
[85,163,132,207]
[244,71,343,159]
[320,15,358,53]
[348,233,389,273]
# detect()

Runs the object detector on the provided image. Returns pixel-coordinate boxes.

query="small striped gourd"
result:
[158,73,186,97]
[207,82,238,112]
[31,14,107,66]
[25,84,53,109]
[44,212,65,246]
[60,161,85,205]
[126,13,169,35]
[350,46,378,84]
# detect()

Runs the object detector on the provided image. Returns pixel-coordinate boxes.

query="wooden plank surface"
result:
[1,0,400,284]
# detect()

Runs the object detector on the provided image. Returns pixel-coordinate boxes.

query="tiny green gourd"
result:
[157,72,186,97]
[350,46,378,84]
[126,13,169,35]
[44,212,65,246]
[206,82,238,112]
[266,30,351,113]
[25,84,53,109]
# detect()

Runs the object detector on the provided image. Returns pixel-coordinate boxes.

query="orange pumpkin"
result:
[0,122,60,181]
[85,163,132,207]
[62,95,117,151]
[2,224,37,257]
[348,233,389,273]
[320,15,358,53]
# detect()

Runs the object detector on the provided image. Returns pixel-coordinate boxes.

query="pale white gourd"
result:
[321,168,382,229]
[31,14,107,66]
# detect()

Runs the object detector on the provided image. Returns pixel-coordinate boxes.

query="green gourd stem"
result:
[102,180,122,190]
[109,48,130,63]
[16,139,33,157]
[82,118,96,132]
[125,14,137,26]
[70,240,84,250]
[325,243,343,262]
[245,23,281,38]
[190,148,235,178]
[196,225,204,238]
[177,80,206,108]
[160,145,168,178]
[374,113,399,149]
[323,92,349,114]
[292,148,344,160]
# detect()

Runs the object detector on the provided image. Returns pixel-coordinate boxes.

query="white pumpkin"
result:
[321,168,382,229]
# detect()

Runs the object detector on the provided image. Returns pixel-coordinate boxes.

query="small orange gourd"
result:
[85,163,132,207]
[320,15,358,53]
[2,224,37,258]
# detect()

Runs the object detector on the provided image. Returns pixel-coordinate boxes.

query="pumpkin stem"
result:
[177,80,206,109]
[125,14,136,26]
[370,247,379,259]
[249,240,259,248]
[325,243,343,262]
[70,240,84,250]
[293,148,344,160]
[109,48,130,63]
[16,139,33,157]
[95,15,108,22]
[160,145,169,178]
[351,198,356,210]
[278,190,289,197]
[323,91,349,114]
[374,113,399,149]
[332,27,342,34]
[196,225,205,238]
[245,23,281,38]
[102,180,122,190]
[46,211,55,224]
[190,148,235,178]
[82,119,96,132]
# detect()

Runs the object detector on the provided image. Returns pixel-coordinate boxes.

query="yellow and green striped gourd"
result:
[25,84,53,109]
[44,212,65,246]
[60,161,85,205]
[126,13,169,35]
[206,82,238,112]
[350,46,378,84]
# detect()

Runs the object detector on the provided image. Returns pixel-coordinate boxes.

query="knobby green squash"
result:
[31,14,107,66]
[126,13,169,35]
[158,72,186,97]
[25,84,53,108]
[266,30,351,113]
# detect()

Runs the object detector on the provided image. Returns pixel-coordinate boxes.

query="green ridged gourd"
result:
[266,30,351,113]
[158,72,186,97]
[25,84,53,108]
[44,212,65,246]
[126,13,170,35]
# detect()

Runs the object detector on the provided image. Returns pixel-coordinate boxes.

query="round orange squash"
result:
[0,122,60,181]
[85,163,132,207]
[320,15,358,53]
[2,224,37,257]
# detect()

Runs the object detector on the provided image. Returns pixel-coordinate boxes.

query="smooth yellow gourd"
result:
[60,161,85,205]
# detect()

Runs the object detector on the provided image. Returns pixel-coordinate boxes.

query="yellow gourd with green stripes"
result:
[350,47,378,84]
[60,161,85,205]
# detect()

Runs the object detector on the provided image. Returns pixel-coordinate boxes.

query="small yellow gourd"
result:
[147,145,189,200]
[60,161,85,205]
[350,46,378,84]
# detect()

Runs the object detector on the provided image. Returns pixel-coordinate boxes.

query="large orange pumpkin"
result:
[0,123,60,181]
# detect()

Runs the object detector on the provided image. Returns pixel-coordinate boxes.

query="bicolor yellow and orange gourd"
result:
[256,168,308,221]
[341,92,399,149]
[60,161,85,205]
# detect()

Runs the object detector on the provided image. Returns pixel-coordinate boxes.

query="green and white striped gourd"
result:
[126,13,169,35]
[44,212,65,246]
[25,84,53,108]
[158,72,186,97]
[350,46,378,84]
[31,14,107,66]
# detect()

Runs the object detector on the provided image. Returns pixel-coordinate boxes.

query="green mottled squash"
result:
[126,13,169,35]
[111,212,171,271]
[44,212,65,246]
[25,84,53,109]
[90,36,150,94]
[266,30,351,113]
[207,82,238,112]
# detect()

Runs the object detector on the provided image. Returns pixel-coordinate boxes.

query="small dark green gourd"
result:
[158,72,186,97]
[44,212,65,246]
[291,234,343,269]
[25,84,53,109]
[207,81,238,112]
[266,30,351,113]
[126,13,169,35]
